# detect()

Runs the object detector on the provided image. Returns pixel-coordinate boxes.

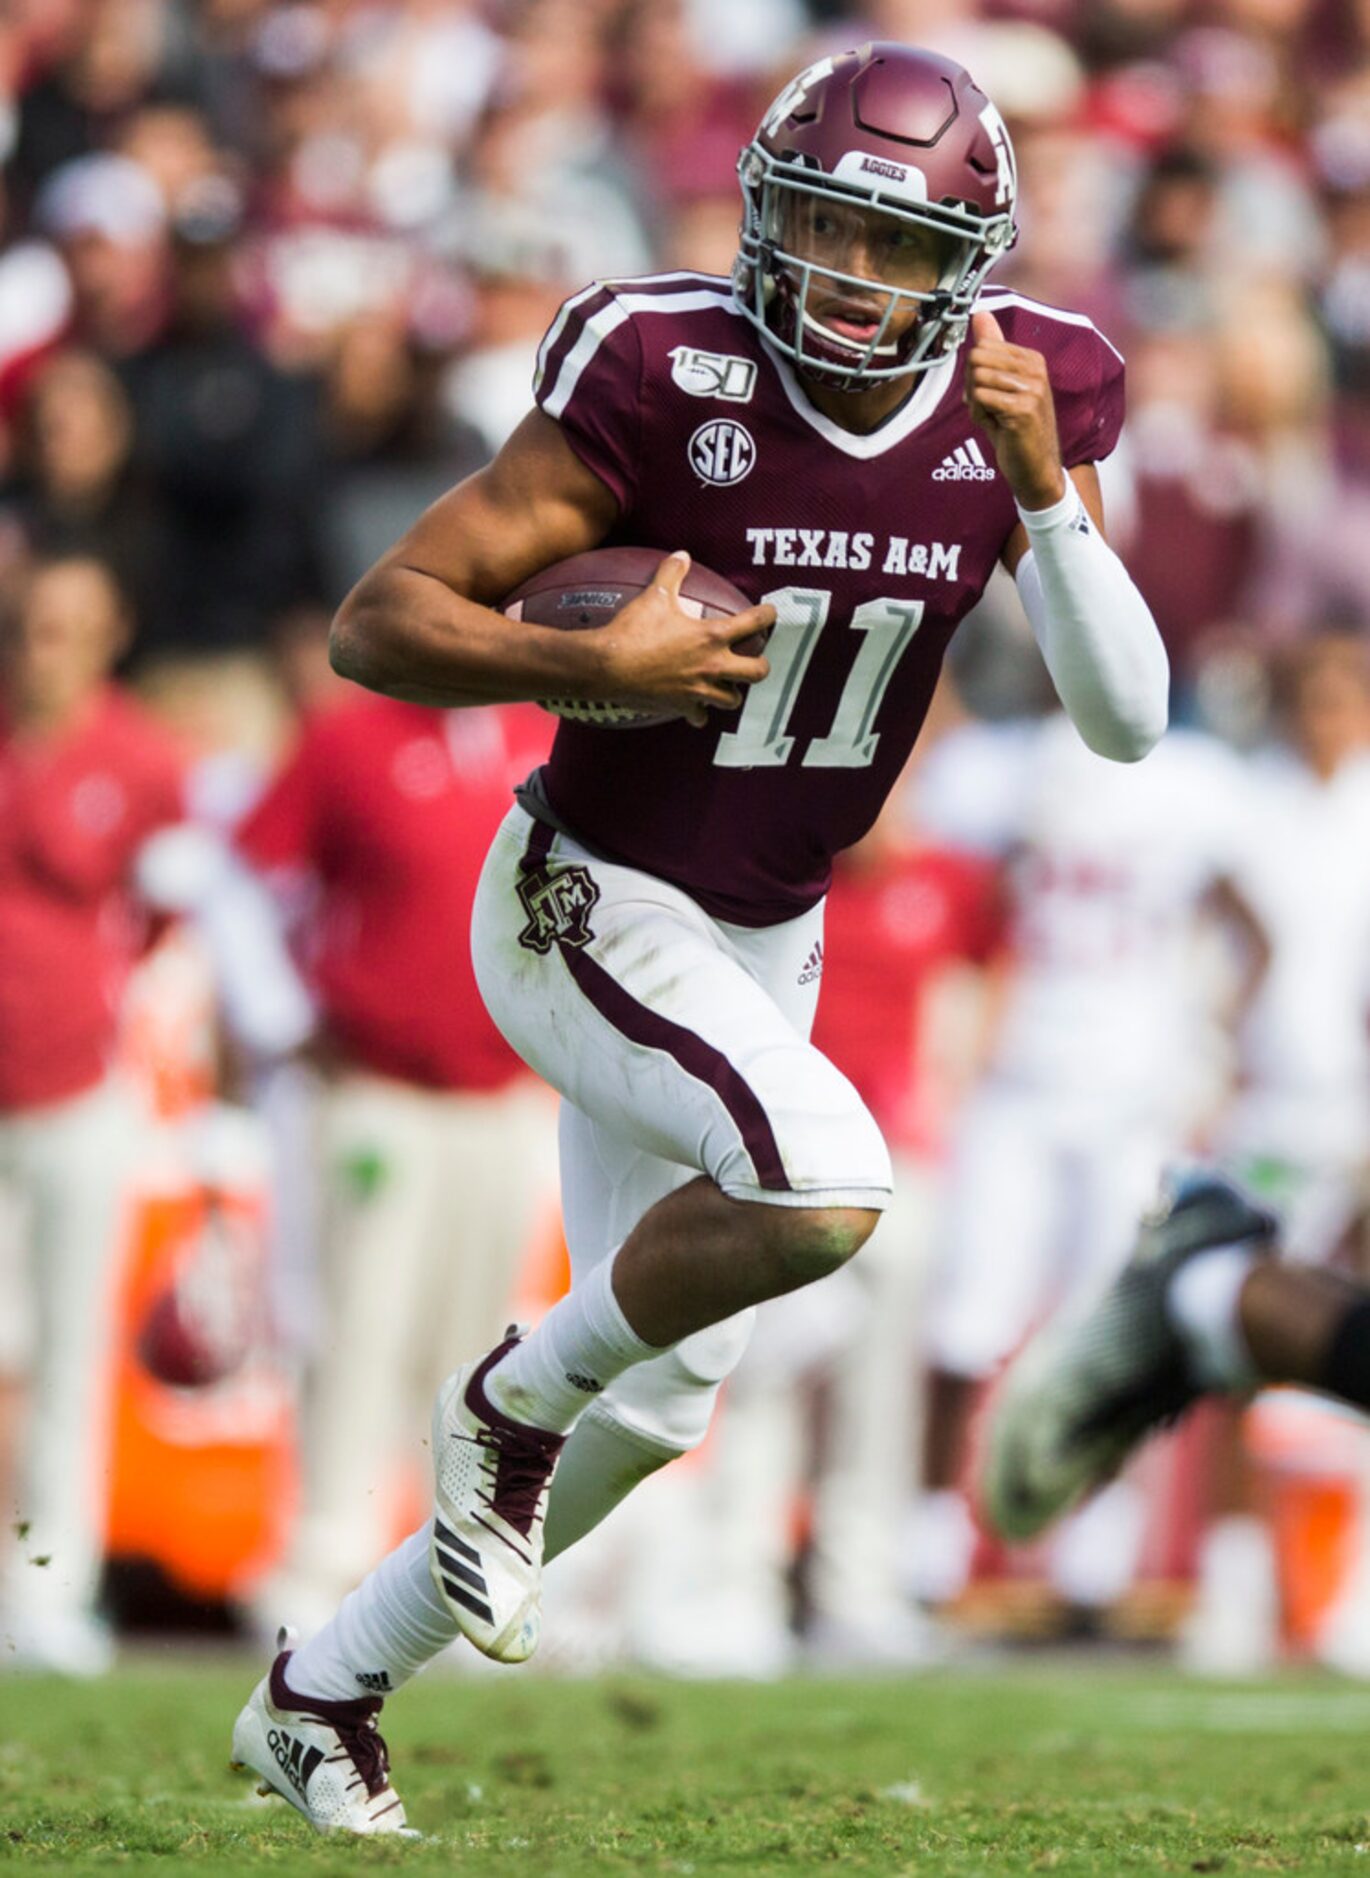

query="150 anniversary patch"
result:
[670,346,758,403]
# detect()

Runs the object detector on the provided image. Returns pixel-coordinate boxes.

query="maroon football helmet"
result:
[733,43,1018,389]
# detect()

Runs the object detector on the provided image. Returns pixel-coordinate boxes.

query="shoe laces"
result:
[475,1418,563,1539]
[336,1709,392,1800]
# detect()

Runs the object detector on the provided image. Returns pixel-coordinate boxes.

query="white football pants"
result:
[472,805,893,1458]
[925,1082,1168,1381]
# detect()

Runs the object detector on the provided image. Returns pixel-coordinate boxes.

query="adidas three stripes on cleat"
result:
[429,1327,566,1663]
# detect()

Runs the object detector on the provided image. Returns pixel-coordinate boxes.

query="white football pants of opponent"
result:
[914,1084,1167,1611]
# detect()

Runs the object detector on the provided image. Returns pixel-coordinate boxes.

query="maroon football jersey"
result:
[528,271,1124,927]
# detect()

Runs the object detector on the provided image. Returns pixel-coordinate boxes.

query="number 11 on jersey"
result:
[713,587,925,770]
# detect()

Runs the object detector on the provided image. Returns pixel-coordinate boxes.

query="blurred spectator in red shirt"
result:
[615,0,764,211]
[235,694,559,1635]
[815,821,1003,1159]
[0,548,183,1675]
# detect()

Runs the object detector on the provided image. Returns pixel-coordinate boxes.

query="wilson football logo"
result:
[689,420,755,486]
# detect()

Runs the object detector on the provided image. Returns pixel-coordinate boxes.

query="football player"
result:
[981,1173,1370,1562]
[1154,636,1370,1671]
[909,711,1260,1620]
[231,43,1169,1834]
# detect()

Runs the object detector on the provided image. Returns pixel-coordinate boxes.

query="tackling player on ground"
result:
[981,645,1370,1571]
[230,42,1169,1835]
[980,1171,1370,1557]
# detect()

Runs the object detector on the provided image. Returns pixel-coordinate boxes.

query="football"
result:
[502,547,764,728]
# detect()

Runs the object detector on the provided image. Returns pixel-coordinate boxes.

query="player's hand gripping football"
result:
[598,551,774,729]
[964,310,1068,512]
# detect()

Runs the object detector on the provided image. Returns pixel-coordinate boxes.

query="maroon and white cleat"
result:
[230,1631,416,1836]
[429,1327,566,1663]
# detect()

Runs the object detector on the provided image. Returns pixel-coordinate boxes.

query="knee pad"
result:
[719,1076,893,1212]
[594,1308,757,1455]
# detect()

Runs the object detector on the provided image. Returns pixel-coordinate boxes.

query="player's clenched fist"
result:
[964,310,1068,512]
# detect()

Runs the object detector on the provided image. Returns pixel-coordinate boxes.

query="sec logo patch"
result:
[688,419,755,486]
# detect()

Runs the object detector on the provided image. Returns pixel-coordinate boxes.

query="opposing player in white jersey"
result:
[908,712,1256,1614]
[980,637,1370,1661]
[1218,634,1370,1261]
[227,43,1169,1836]
[1181,634,1370,1669]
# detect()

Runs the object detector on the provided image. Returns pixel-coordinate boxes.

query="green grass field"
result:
[4,1655,1370,1874]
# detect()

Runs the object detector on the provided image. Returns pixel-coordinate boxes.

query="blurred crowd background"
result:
[2,0,1370,1682]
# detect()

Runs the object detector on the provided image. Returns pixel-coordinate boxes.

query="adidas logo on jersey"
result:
[933,439,995,481]
[798,941,824,986]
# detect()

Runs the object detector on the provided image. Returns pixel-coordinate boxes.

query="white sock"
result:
[904,1488,977,1604]
[1049,1478,1146,1608]
[1181,1514,1279,1673]
[1196,1514,1276,1600]
[1165,1243,1261,1389]
[487,1254,657,1433]
[285,1526,458,1702]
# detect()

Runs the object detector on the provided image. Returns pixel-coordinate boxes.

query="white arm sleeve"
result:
[1013,480,1169,762]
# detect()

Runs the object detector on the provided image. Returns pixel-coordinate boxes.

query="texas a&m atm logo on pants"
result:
[517,864,601,955]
